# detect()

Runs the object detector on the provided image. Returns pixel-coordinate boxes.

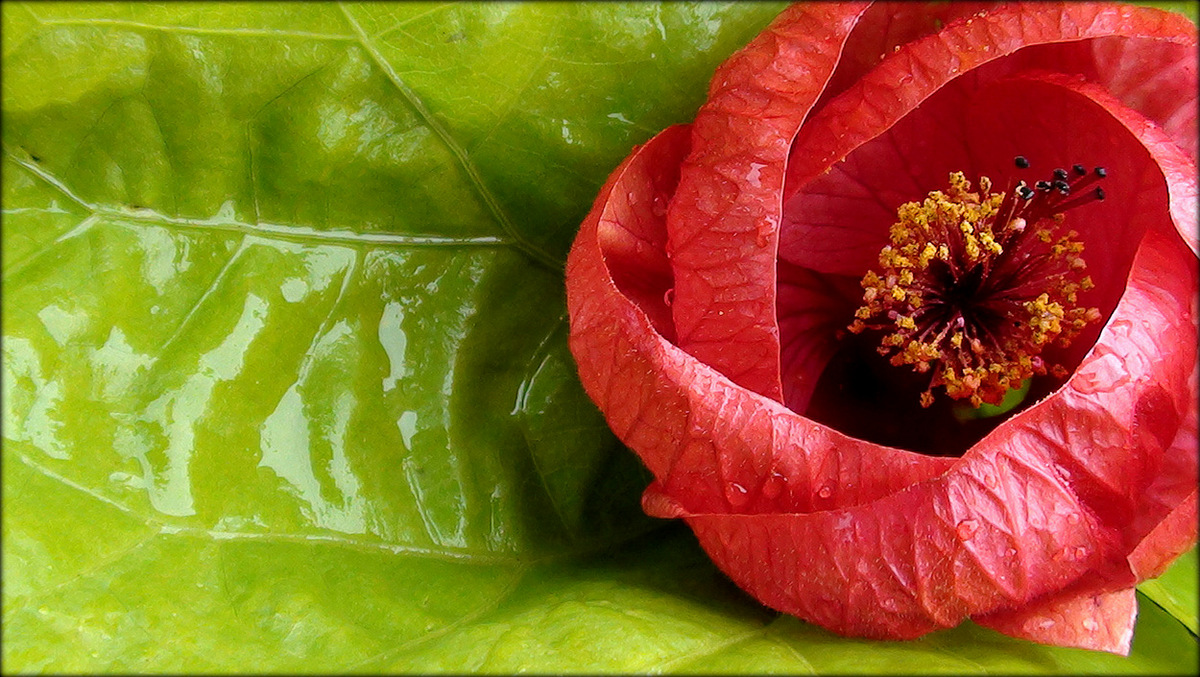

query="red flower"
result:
[566,2,1197,654]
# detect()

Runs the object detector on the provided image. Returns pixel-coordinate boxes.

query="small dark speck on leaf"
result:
[445,31,466,43]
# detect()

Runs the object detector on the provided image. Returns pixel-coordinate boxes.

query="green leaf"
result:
[1139,547,1199,635]
[2,2,1196,673]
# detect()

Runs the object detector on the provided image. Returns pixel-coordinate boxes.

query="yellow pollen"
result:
[848,170,1103,409]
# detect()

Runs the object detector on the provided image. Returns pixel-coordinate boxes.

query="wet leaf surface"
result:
[2,2,1195,672]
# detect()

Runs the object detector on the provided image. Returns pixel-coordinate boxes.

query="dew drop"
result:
[1082,618,1099,632]
[663,288,675,307]
[956,519,979,540]
[727,482,749,508]
[1005,548,1017,558]
[762,472,785,500]
[1057,545,1089,562]
[1034,617,1056,630]
[651,193,669,218]
[818,485,833,499]
[755,228,770,248]
[1066,513,1080,525]
[983,473,998,489]
[745,162,765,188]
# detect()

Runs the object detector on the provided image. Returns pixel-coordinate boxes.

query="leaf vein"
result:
[1,213,99,282]
[36,18,357,42]
[648,625,774,673]
[337,2,564,272]
[345,566,529,671]
[371,3,458,41]
[16,451,143,518]
[4,148,97,211]
[153,236,249,357]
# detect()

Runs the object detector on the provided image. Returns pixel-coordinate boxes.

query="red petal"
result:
[782,2,1196,238]
[664,3,869,402]
[568,127,953,517]
[975,586,1137,655]
[1128,363,1198,579]
[780,71,1196,449]
[1130,490,1199,580]
[1010,29,1199,162]
[817,2,1002,112]
[776,261,862,413]
[675,434,1131,638]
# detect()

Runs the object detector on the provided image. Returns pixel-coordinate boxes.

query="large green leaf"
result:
[2,2,1196,673]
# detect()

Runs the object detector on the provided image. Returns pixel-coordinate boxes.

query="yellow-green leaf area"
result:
[3,2,1196,673]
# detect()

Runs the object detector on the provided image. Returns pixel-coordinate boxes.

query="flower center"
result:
[847,157,1106,409]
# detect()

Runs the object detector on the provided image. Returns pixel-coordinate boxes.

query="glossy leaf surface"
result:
[2,2,1195,672]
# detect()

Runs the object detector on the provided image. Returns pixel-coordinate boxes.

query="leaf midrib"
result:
[339,2,565,271]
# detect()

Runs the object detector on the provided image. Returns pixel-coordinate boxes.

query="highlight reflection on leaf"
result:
[1,2,1195,673]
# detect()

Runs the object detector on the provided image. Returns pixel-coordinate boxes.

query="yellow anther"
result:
[918,243,937,267]
[980,231,1003,255]
[847,169,1102,409]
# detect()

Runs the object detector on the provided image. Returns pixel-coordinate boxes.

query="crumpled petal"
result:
[975,587,1138,654]
[665,2,869,401]
[570,126,954,518]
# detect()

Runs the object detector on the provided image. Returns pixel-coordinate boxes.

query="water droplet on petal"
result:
[817,485,833,499]
[1082,618,1099,632]
[1066,512,1080,525]
[727,482,749,508]
[652,193,669,218]
[1035,617,1056,630]
[956,519,979,540]
[983,473,998,489]
[1005,548,1017,558]
[762,472,785,500]
[755,228,770,248]
[1074,546,1088,560]
[663,288,675,307]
